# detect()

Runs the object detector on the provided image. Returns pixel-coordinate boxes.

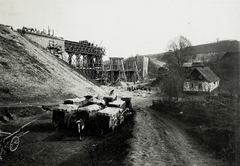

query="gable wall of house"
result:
[208,80,219,92]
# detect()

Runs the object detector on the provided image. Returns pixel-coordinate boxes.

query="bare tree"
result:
[167,36,192,67]
[159,36,192,101]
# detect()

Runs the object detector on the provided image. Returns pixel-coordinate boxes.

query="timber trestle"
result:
[64,40,105,81]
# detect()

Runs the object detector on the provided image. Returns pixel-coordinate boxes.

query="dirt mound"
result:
[0,25,104,104]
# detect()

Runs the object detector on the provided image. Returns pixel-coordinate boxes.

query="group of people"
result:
[127,85,151,93]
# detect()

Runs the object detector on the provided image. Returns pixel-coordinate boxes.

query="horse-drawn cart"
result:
[52,102,103,140]
[96,107,124,135]
[77,104,102,132]
[52,104,79,129]
[52,95,133,138]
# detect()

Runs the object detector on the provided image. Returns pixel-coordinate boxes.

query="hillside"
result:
[140,40,240,61]
[190,40,240,55]
[0,25,104,104]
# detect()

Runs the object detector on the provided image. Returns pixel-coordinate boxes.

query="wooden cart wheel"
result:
[7,136,20,152]
[53,122,60,130]
[67,115,76,129]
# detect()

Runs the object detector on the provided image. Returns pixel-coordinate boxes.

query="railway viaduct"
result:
[18,26,105,80]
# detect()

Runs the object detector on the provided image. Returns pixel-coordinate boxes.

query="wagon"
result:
[52,97,90,129]
[52,104,79,129]
[121,97,132,110]
[52,96,132,137]
[96,107,124,135]
[76,104,102,132]
[108,99,126,109]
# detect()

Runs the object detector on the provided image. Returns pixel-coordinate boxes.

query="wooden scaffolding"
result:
[107,57,127,82]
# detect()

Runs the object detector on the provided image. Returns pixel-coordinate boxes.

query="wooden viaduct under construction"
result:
[64,40,105,80]
[18,26,139,83]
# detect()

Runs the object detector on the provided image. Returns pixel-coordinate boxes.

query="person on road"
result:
[76,119,85,141]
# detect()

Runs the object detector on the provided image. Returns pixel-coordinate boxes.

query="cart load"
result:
[108,99,126,109]
[96,107,124,134]
[64,97,88,107]
[77,104,102,117]
[121,97,132,110]
[53,104,79,112]
[77,104,102,132]
[103,95,117,105]
[52,104,79,129]
[51,95,132,138]
[88,97,106,106]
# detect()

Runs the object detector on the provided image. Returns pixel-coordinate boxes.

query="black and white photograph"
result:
[0,0,239,165]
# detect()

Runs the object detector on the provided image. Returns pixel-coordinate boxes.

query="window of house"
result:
[191,83,194,89]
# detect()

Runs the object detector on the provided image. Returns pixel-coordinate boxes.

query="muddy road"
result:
[126,93,223,166]
[0,89,223,165]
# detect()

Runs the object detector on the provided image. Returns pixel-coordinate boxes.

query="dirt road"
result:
[126,92,223,166]
[1,88,223,165]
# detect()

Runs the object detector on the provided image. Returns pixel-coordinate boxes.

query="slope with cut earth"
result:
[0,24,104,104]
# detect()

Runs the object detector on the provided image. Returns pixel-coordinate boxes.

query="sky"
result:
[1,0,240,60]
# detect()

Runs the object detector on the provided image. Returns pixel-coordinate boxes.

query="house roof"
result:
[183,61,205,68]
[183,62,192,67]
[192,62,204,67]
[192,67,220,82]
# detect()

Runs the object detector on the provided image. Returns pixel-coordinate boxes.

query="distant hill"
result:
[0,24,104,103]
[138,40,240,62]
[190,40,240,55]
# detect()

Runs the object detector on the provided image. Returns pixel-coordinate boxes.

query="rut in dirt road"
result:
[126,106,223,166]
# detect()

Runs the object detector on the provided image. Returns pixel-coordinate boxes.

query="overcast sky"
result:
[1,0,240,60]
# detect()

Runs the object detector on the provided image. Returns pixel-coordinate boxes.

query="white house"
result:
[183,67,220,93]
